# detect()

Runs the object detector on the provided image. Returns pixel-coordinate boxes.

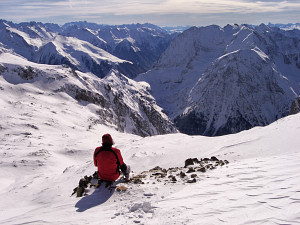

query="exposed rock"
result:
[210,156,219,161]
[17,66,38,80]
[192,158,200,163]
[184,158,194,167]
[187,167,195,173]
[180,171,186,178]
[289,97,300,115]
[187,178,196,183]
[152,172,166,178]
[76,178,89,197]
[219,160,225,166]
[72,157,229,197]
[169,175,177,182]
[191,174,197,178]
[76,186,85,197]
[65,70,177,137]
[197,167,206,173]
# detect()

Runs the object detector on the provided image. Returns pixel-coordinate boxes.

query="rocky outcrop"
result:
[72,156,229,197]
[289,97,300,115]
[17,66,38,80]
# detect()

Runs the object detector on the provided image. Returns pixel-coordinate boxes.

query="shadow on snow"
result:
[75,179,124,212]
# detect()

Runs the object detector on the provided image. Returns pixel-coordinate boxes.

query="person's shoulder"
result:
[111,147,121,153]
[94,147,101,152]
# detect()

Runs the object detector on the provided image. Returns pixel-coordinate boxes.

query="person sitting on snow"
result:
[93,134,130,183]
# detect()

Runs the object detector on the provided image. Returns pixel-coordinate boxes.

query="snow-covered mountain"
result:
[137,24,300,135]
[33,35,134,78]
[268,22,300,30]
[0,52,176,137]
[162,25,192,33]
[0,20,174,79]
[62,22,174,76]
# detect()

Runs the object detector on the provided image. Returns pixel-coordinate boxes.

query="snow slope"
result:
[0,50,300,224]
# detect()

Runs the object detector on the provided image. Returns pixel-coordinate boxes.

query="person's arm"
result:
[93,148,99,166]
[120,163,127,173]
[115,149,128,173]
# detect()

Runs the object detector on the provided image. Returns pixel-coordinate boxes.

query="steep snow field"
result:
[1,60,300,225]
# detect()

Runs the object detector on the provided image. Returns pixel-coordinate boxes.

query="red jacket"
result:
[93,146,124,181]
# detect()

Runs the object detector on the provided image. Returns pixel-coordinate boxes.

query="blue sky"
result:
[0,0,299,26]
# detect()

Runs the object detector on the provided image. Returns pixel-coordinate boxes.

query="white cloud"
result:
[62,0,300,15]
[0,0,299,25]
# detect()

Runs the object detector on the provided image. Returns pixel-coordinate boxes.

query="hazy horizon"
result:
[0,0,299,27]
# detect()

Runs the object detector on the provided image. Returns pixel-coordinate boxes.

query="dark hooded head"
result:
[102,134,113,146]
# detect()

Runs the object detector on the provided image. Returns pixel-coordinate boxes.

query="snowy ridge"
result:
[269,22,300,30]
[0,20,173,78]
[0,52,176,137]
[137,24,300,136]
[34,35,131,78]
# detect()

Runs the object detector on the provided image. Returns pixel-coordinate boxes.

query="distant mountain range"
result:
[268,22,300,30]
[1,20,299,136]
[0,20,174,79]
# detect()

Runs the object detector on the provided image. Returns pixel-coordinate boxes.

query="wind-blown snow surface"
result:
[0,58,300,225]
